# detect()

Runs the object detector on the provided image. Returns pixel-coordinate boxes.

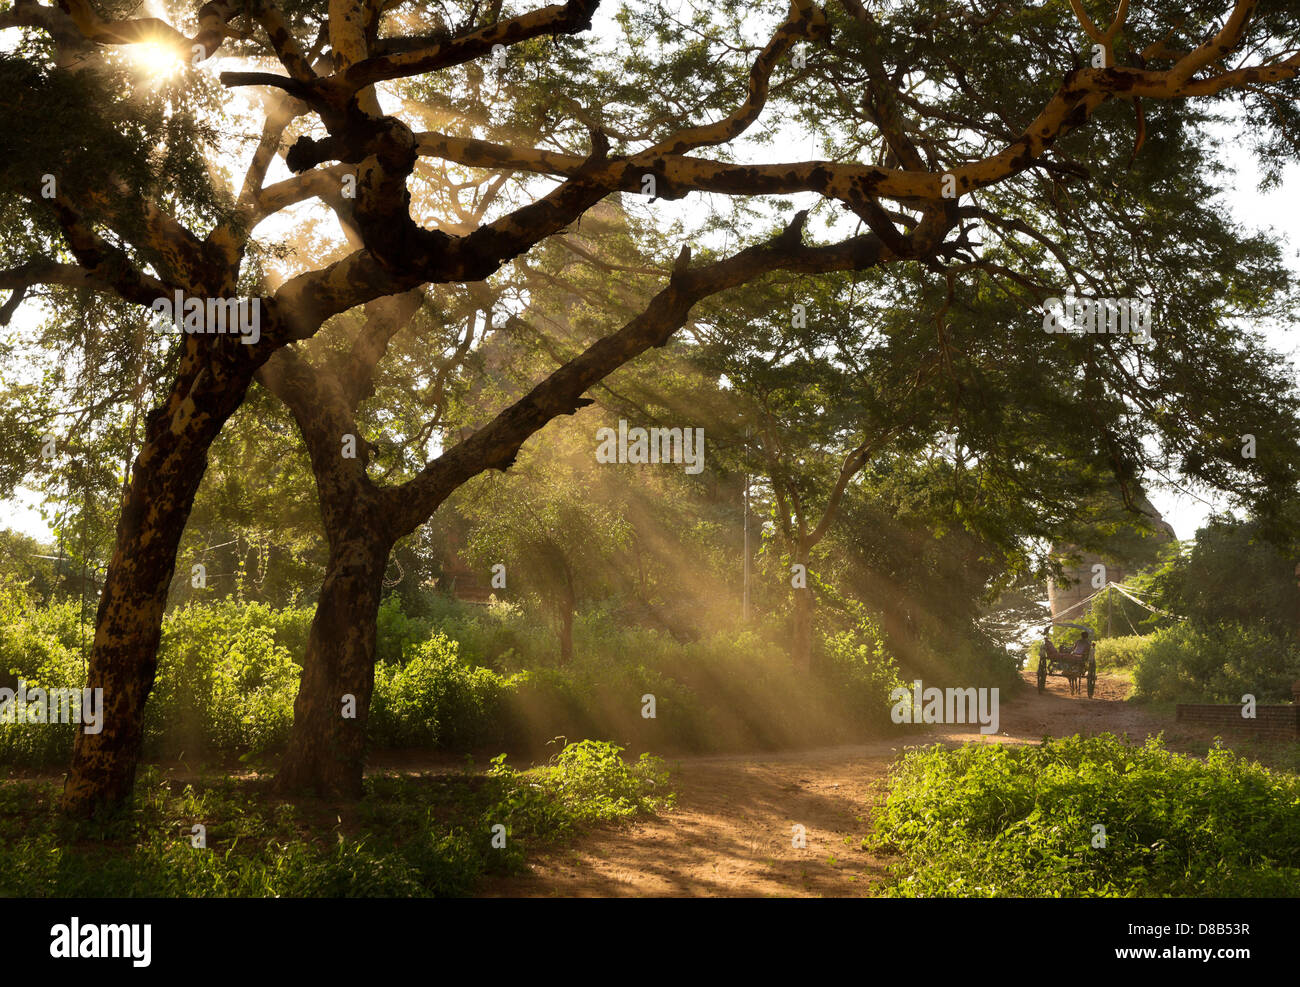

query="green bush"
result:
[483,739,673,851]
[1132,622,1300,704]
[375,595,434,665]
[149,602,302,757]
[370,632,523,749]
[1,598,307,765]
[493,617,902,754]
[1,589,907,768]
[0,580,90,764]
[1095,634,1149,671]
[872,734,1300,897]
[824,624,905,729]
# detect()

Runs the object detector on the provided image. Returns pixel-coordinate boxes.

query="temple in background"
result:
[1047,490,1176,622]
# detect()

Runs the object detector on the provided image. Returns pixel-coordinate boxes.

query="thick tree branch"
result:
[384,215,906,536]
[340,0,600,92]
[45,0,245,61]
[46,197,174,306]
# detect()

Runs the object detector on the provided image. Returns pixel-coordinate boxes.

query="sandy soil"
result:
[480,669,1242,898]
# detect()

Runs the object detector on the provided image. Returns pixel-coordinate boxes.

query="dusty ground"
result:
[480,669,1276,898]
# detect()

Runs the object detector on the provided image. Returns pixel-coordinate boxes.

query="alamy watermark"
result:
[1041,292,1152,340]
[890,679,1000,735]
[595,420,705,474]
[151,291,261,345]
[50,918,151,967]
[0,680,104,734]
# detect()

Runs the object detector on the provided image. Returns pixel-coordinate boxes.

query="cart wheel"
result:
[1037,660,1047,694]
[1087,658,1097,698]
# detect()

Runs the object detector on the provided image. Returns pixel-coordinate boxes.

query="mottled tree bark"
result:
[257,336,403,798]
[275,529,393,797]
[61,357,255,815]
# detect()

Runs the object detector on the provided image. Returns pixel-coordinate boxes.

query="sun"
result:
[124,39,186,80]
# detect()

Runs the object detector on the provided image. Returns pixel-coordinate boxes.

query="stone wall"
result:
[1175,703,1300,741]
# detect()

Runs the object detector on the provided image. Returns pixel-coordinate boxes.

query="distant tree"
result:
[459,427,631,663]
[1149,513,1300,637]
[0,528,61,604]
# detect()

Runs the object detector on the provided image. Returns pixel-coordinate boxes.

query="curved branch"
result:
[340,0,601,92]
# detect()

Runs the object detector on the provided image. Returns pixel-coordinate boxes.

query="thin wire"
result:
[1108,581,1185,621]
[1148,466,1221,510]
[1050,585,1105,620]
[1121,595,1142,636]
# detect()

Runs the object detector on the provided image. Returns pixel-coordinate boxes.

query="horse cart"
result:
[1037,622,1097,698]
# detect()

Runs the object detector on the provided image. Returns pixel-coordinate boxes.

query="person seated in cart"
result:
[1039,623,1096,696]
[1040,626,1090,662]
[1041,626,1062,661]
[1069,629,1091,657]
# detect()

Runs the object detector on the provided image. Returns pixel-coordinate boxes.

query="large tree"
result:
[4,0,1300,812]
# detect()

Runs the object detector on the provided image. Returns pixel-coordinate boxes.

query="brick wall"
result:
[1175,704,1300,741]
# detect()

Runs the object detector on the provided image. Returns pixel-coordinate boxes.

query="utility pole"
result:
[78,461,89,681]
[742,471,750,622]
[1294,562,1300,633]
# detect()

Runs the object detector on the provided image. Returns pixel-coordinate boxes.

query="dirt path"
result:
[481,669,1190,897]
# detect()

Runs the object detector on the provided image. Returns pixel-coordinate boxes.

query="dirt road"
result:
[481,669,1193,897]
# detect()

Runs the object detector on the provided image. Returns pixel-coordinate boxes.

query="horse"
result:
[1063,659,1084,695]
[1041,631,1090,695]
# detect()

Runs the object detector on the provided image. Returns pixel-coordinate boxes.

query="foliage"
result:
[370,632,522,750]
[0,592,904,767]
[1131,623,1300,705]
[872,735,1300,897]
[0,740,671,897]
[483,740,673,845]
[1094,634,1150,672]
[1145,516,1300,638]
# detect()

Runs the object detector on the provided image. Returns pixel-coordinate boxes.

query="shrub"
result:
[375,595,434,665]
[370,633,522,749]
[872,734,1300,897]
[1132,623,1300,704]
[481,739,672,856]
[824,622,905,730]
[1,592,909,768]
[0,581,89,764]
[1095,634,1149,671]
[149,602,301,757]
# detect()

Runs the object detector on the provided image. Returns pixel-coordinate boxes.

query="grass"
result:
[869,734,1300,897]
[0,739,672,897]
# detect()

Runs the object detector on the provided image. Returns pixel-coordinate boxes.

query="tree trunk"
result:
[784,537,817,672]
[275,533,392,798]
[791,584,815,672]
[556,556,577,663]
[557,597,575,664]
[61,361,253,817]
